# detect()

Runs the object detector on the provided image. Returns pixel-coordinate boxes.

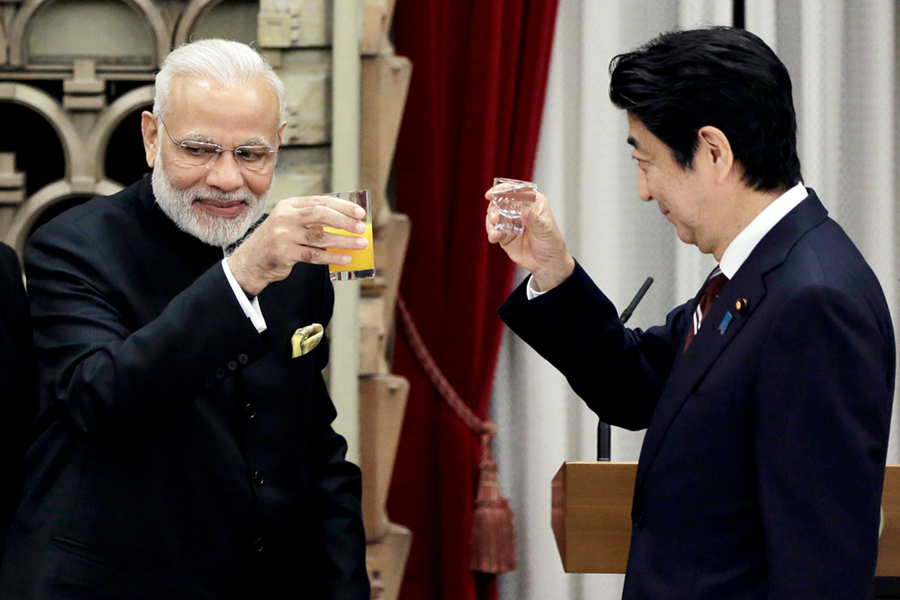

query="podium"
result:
[551,462,900,591]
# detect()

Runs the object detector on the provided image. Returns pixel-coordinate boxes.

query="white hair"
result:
[153,39,284,121]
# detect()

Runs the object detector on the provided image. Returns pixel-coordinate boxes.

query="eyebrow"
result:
[178,131,274,147]
[241,136,274,147]
[179,131,216,144]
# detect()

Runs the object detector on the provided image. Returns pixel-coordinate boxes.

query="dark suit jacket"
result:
[0,242,37,563]
[501,189,895,599]
[0,176,369,599]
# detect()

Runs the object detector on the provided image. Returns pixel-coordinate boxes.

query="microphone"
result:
[599,276,654,460]
[620,277,654,324]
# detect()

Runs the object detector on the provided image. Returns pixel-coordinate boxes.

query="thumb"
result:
[521,205,551,237]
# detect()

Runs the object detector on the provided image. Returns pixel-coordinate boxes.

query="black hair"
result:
[609,27,802,192]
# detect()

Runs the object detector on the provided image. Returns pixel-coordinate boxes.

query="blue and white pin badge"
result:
[718,312,733,335]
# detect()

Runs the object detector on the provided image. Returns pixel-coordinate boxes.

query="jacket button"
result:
[215,367,226,379]
[204,376,215,388]
[253,471,264,486]
[633,516,644,532]
[238,353,249,365]
[227,360,238,371]
[245,403,256,419]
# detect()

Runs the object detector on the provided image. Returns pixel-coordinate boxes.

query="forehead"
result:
[626,114,660,153]
[165,74,280,140]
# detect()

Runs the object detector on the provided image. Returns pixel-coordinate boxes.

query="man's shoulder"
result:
[31,178,146,242]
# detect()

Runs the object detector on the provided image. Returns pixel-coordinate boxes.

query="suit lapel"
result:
[632,189,831,503]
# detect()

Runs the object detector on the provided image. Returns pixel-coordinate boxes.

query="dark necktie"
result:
[684,267,729,351]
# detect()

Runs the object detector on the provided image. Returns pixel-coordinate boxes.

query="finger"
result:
[301,227,369,251]
[486,213,502,244]
[520,205,545,233]
[485,203,507,244]
[496,231,519,247]
[487,201,500,224]
[285,196,367,221]
[290,245,355,267]
[531,192,549,217]
[291,202,367,234]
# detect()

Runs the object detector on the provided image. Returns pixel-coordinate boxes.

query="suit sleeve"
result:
[25,220,269,437]
[754,285,892,599]
[306,271,370,600]
[500,261,688,430]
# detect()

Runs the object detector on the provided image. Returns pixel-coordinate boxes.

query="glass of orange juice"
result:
[324,190,375,281]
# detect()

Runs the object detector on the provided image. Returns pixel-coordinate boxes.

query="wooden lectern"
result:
[552,462,900,595]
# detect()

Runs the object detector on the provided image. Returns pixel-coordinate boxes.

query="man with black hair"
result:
[488,27,894,599]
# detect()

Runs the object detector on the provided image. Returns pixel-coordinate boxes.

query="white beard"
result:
[151,147,268,248]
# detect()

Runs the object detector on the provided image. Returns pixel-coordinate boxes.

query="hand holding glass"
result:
[324,190,375,281]
[491,178,537,235]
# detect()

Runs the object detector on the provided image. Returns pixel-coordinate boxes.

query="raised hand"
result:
[485,188,575,292]
[228,195,368,295]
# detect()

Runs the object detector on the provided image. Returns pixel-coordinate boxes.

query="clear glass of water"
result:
[491,178,537,234]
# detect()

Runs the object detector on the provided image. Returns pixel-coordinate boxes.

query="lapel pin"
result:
[291,323,324,358]
[718,311,733,335]
[735,298,749,314]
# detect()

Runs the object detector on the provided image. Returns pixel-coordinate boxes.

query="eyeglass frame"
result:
[156,115,279,173]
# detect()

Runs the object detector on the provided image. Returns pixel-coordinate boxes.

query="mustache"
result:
[190,188,257,203]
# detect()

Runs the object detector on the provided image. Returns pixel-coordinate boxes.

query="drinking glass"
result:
[491,178,537,234]
[323,190,375,281]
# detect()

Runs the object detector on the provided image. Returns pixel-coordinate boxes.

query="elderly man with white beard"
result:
[0,40,370,600]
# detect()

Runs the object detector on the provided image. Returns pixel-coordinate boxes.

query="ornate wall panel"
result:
[0,0,333,255]
[8,0,168,68]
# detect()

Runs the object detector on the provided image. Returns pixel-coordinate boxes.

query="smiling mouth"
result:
[195,198,247,218]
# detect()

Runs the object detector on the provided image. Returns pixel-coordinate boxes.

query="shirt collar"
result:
[718,182,808,279]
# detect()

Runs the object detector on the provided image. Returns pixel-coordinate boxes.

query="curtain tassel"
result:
[471,428,517,574]
[397,295,517,574]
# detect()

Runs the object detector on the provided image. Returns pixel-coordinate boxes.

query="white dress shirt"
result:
[222,257,267,333]
[717,182,807,278]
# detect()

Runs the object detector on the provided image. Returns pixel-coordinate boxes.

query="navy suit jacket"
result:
[501,189,895,599]
[0,176,369,599]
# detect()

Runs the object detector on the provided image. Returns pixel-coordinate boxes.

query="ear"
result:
[276,120,287,147]
[697,126,735,183]
[141,111,160,169]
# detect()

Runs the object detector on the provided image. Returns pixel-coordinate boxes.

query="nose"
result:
[637,169,651,202]
[205,151,244,193]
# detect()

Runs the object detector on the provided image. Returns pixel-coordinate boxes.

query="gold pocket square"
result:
[291,324,324,358]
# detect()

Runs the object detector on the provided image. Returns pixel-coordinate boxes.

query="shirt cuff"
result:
[221,258,267,333]
[526,275,548,301]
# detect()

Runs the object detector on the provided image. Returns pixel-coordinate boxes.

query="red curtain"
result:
[387,1,560,599]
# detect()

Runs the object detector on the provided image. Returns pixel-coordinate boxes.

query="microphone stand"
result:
[598,276,654,461]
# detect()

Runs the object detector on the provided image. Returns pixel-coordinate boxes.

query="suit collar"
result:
[134,174,227,273]
[632,188,830,508]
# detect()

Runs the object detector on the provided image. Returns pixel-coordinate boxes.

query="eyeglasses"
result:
[157,116,278,174]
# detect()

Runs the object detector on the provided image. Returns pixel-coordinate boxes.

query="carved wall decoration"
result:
[85,85,154,180]
[173,0,225,46]
[258,0,328,48]
[0,10,8,66]
[0,82,82,181]
[8,0,169,68]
